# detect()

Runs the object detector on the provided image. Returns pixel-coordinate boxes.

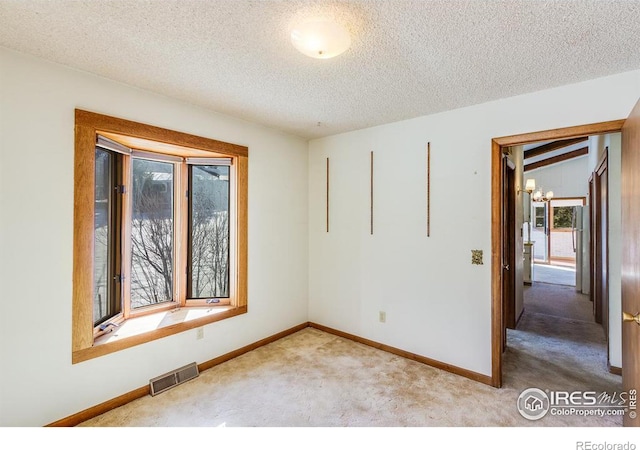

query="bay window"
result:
[73,110,248,363]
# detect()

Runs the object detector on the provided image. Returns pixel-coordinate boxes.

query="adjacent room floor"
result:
[533,262,576,286]
[79,284,620,427]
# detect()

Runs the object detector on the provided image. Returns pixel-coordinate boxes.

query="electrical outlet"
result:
[196,327,204,340]
[379,311,386,323]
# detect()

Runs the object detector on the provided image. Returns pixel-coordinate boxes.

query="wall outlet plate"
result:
[379,311,386,323]
[471,250,483,265]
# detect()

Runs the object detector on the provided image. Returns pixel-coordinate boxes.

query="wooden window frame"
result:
[92,147,124,326]
[72,110,248,364]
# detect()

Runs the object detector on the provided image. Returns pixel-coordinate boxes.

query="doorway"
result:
[531,197,586,286]
[490,119,625,387]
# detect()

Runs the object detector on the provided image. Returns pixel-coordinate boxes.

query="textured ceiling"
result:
[1,0,639,139]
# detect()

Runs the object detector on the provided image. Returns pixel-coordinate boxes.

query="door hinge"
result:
[114,274,125,283]
[115,185,126,194]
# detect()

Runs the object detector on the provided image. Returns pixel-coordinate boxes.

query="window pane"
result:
[188,165,230,298]
[131,159,174,308]
[534,206,545,228]
[94,148,116,325]
[553,206,573,228]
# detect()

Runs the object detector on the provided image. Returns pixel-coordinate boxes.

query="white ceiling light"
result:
[290,19,351,59]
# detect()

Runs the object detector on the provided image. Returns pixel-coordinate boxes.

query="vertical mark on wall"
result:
[427,142,431,237]
[326,157,330,233]
[370,151,374,235]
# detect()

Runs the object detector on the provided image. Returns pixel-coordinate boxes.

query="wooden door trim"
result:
[491,119,624,388]
[493,120,625,148]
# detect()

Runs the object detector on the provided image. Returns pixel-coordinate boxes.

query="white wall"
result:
[308,70,640,377]
[526,155,590,199]
[0,48,309,426]
[588,135,607,174]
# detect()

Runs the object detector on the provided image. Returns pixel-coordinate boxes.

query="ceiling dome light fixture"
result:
[291,19,351,59]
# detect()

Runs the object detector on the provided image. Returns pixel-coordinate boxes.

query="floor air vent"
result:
[150,362,199,396]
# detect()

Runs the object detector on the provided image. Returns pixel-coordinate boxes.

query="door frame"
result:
[546,196,587,266]
[490,119,625,387]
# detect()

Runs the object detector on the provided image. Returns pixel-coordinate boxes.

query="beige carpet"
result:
[79,284,621,427]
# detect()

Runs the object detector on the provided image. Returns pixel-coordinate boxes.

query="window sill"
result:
[72,305,247,364]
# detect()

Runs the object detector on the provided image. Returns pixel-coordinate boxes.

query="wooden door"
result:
[502,156,516,350]
[621,98,640,427]
[593,153,608,333]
